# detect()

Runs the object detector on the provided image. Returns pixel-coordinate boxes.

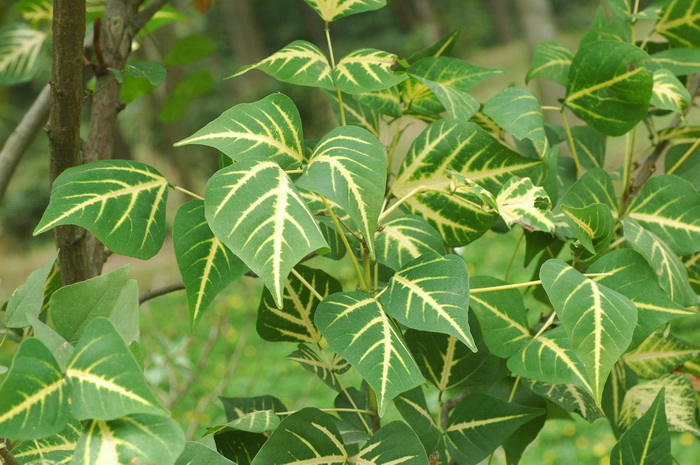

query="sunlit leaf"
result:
[0,23,45,85]
[526,41,573,86]
[302,0,386,22]
[496,177,555,233]
[334,48,406,94]
[375,215,445,272]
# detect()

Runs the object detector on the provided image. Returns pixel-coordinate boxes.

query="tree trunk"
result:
[488,0,516,43]
[48,0,90,285]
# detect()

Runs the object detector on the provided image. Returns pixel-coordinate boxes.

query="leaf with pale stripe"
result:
[231,40,334,90]
[483,87,546,153]
[34,160,168,260]
[507,326,593,394]
[0,338,69,440]
[72,414,185,465]
[611,389,672,465]
[652,68,691,113]
[445,392,545,465]
[651,48,700,76]
[559,167,617,212]
[0,23,45,85]
[11,420,82,464]
[561,203,615,257]
[251,408,347,465]
[215,430,267,465]
[333,48,406,94]
[526,41,573,86]
[302,0,386,22]
[354,86,402,117]
[220,395,287,422]
[571,125,606,170]
[496,177,555,233]
[656,0,700,48]
[527,380,605,422]
[258,265,341,343]
[205,159,328,308]
[296,125,386,257]
[469,276,531,358]
[326,90,380,138]
[623,329,699,379]
[393,119,538,246]
[350,421,428,465]
[628,175,700,256]
[375,215,445,272]
[176,442,236,465]
[208,410,281,435]
[623,218,698,306]
[666,142,700,189]
[565,40,653,136]
[67,318,166,420]
[393,387,444,458]
[411,74,480,121]
[315,291,424,416]
[4,250,57,328]
[174,200,247,330]
[175,93,304,170]
[288,343,350,392]
[602,362,638,436]
[620,374,700,435]
[541,260,637,402]
[382,252,475,350]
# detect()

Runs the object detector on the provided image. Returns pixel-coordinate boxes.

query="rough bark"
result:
[48,0,90,285]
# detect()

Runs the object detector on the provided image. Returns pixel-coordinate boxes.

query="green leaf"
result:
[0,338,69,440]
[608,0,634,16]
[658,125,700,141]
[445,392,545,465]
[354,86,402,117]
[232,40,334,90]
[527,380,605,422]
[565,40,653,136]
[602,362,638,437]
[507,326,592,393]
[209,411,281,435]
[326,90,380,137]
[624,329,699,379]
[288,343,349,392]
[623,218,698,306]
[27,314,74,371]
[159,69,213,123]
[375,215,445,272]
[469,276,531,358]
[220,395,287,422]
[656,0,700,48]
[559,168,617,211]
[296,125,386,256]
[611,389,671,465]
[393,387,443,458]
[251,408,347,465]
[175,93,304,170]
[174,200,246,330]
[570,125,606,170]
[351,421,428,464]
[72,414,185,465]
[205,159,327,308]
[628,175,700,256]
[561,203,615,256]
[4,250,57,328]
[215,430,267,465]
[381,252,475,350]
[67,318,166,420]
[651,48,700,76]
[0,23,45,85]
[526,41,574,86]
[666,142,700,189]
[620,374,700,435]
[407,29,460,63]
[334,386,372,435]
[315,291,424,416]
[411,74,480,121]
[651,68,691,112]
[34,160,169,260]
[302,0,386,22]
[580,8,632,44]
[11,420,82,463]
[14,0,53,23]
[483,87,546,153]
[409,56,504,95]
[164,34,215,66]
[333,48,406,94]
[393,119,538,246]
[50,266,138,344]
[176,441,236,465]
[124,61,166,86]
[496,177,555,233]
[540,260,638,402]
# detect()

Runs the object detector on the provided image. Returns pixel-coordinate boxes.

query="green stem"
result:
[533,311,557,338]
[387,116,403,174]
[170,184,204,201]
[508,376,521,402]
[363,247,373,293]
[321,195,369,292]
[503,230,524,281]
[291,268,324,301]
[325,22,346,126]
[470,273,613,294]
[621,126,637,212]
[667,137,700,175]
[379,185,429,223]
[560,109,582,177]
[541,105,562,111]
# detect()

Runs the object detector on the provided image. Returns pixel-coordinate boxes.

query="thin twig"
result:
[132,0,170,31]
[0,440,20,465]
[441,392,467,430]
[139,283,186,304]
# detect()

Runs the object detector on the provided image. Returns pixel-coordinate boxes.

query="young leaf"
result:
[27,314,74,371]
[496,177,555,233]
[205,159,328,308]
[4,250,57,328]
[0,23,45,85]
[231,40,334,90]
[656,0,700,48]
[651,68,691,112]
[540,260,638,402]
[315,292,424,416]
[67,318,166,420]
[296,125,386,256]
[483,87,546,154]
[333,48,406,94]
[176,441,236,465]
[381,253,475,350]
[11,420,82,464]
[175,93,305,170]
[565,40,653,136]
[34,160,169,260]
[526,41,573,86]
[251,408,347,465]
[375,215,446,272]
[623,329,699,379]
[302,0,386,22]
[610,389,672,465]
[72,414,185,465]
[0,338,69,440]
[351,421,429,464]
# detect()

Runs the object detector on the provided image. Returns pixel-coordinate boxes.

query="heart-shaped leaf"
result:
[333,49,406,94]
[375,215,445,271]
[526,41,573,86]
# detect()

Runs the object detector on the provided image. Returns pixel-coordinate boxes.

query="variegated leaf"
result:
[176,442,236,465]
[220,395,287,422]
[302,0,386,22]
[623,218,698,306]
[602,362,638,436]
[350,421,428,465]
[354,86,402,117]
[571,125,606,170]
[4,251,57,328]
[296,125,386,256]
[15,0,53,23]
[483,87,546,153]
[333,48,406,94]
[0,338,69,440]
[541,260,638,402]
[174,200,247,330]
[175,93,304,170]
[232,40,334,90]
[393,387,443,457]
[11,420,82,464]
[326,90,380,137]
[315,292,424,416]
[623,329,699,379]
[208,410,281,435]
[561,203,615,259]
[0,23,45,85]
[205,159,328,308]
[496,177,555,232]
[559,167,618,212]
[527,380,605,422]
[656,0,700,48]
[251,408,347,465]
[411,74,480,121]
[375,215,445,271]
[652,68,691,112]
[288,343,349,392]
[382,253,475,350]
[620,374,700,435]
[34,160,168,260]
[526,41,573,86]
[651,47,700,76]
[214,430,267,464]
